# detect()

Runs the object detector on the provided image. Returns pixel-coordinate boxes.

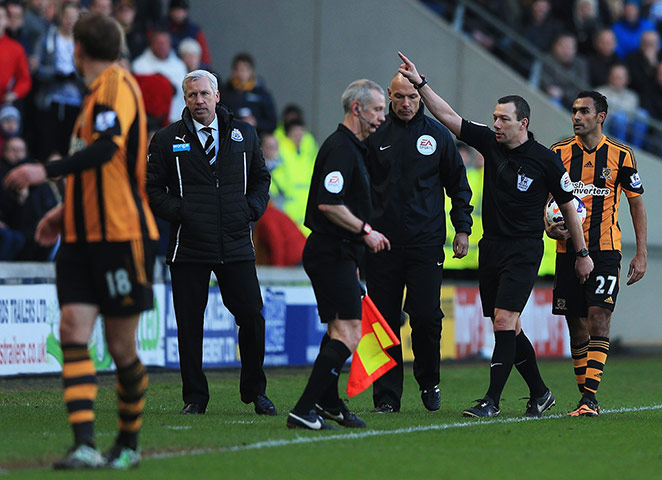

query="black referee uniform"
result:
[458,119,573,316]
[458,118,573,416]
[303,123,372,322]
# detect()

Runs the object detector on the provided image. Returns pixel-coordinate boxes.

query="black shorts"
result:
[302,233,364,323]
[479,237,543,317]
[552,250,622,316]
[56,240,157,316]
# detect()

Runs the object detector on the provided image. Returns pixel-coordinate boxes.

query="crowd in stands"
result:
[426,0,662,153]
[0,0,318,266]
[11,0,654,270]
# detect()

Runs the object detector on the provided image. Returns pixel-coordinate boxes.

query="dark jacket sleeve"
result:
[439,128,473,235]
[245,132,271,221]
[45,136,118,178]
[146,129,183,223]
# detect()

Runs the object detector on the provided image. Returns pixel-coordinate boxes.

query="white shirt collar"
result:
[192,115,218,133]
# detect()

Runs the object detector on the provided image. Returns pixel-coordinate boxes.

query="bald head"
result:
[388,73,420,122]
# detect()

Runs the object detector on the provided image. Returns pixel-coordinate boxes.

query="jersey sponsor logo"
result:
[560,171,573,192]
[630,172,642,189]
[175,135,186,143]
[584,160,594,168]
[94,110,117,132]
[601,168,612,180]
[572,180,610,197]
[324,171,344,194]
[604,296,614,305]
[416,135,437,155]
[379,145,391,151]
[517,173,534,191]
[173,143,191,152]
[231,128,243,142]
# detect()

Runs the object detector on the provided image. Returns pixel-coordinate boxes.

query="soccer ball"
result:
[545,196,587,228]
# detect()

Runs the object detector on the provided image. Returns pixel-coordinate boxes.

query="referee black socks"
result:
[485,330,516,406]
[293,338,351,416]
[514,331,547,398]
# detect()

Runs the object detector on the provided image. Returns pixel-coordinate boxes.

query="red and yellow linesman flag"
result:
[346,295,400,397]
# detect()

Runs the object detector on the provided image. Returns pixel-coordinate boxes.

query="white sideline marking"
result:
[146,404,662,461]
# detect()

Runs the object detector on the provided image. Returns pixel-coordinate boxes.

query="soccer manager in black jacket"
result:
[365,73,473,414]
[146,70,275,416]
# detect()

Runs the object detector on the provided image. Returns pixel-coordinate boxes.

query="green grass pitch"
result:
[2,356,661,479]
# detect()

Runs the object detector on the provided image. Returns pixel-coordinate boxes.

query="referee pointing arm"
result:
[396,51,593,419]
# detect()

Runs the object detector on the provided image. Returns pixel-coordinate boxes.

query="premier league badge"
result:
[517,173,534,191]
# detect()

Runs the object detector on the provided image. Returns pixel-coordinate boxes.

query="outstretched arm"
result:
[626,195,647,286]
[397,51,462,137]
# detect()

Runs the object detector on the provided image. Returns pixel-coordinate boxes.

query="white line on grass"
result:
[146,404,662,461]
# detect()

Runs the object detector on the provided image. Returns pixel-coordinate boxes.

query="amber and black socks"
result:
[584,336,609,401]
[61,343,98,447]
[570,340,589,394]
[115,358,148,450]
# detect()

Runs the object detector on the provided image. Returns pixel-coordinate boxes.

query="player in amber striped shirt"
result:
[548,91,647,417]
[4,14,157,469]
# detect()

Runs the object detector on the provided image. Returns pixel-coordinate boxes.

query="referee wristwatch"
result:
[576,247,589,258]
[414,75,427,90]
[361,222,372,236]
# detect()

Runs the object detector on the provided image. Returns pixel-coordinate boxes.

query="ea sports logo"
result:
[416,135,437,155]
[324,171,344,194]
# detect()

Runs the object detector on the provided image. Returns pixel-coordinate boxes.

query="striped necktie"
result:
[201,126,215,165]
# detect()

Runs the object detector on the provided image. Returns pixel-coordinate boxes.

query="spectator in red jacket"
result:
[0,3,32,104]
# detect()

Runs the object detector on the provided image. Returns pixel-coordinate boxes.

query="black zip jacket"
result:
[146,104,270,264]
[364,104,472,247]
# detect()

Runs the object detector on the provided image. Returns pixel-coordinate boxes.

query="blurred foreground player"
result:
[287,79,390,430]
[4,13,158,469]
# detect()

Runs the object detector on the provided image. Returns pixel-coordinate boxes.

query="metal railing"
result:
[426,0,662,157]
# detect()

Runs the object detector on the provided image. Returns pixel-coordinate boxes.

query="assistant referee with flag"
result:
[287,79,390,430]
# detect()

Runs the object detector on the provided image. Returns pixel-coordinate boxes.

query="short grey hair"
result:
[182,70,218,95]
[178,38,202,57]
[341,79,385,115]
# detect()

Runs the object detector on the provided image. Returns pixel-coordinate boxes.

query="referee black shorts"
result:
[302,233,365,323]
[478,237,543,317]
[552,250,622,317]
[56,240,157,316]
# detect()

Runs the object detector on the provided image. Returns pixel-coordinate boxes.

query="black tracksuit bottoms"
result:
[366,245,444,411]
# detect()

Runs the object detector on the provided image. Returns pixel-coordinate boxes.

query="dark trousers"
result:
[169,261,267,407]
[366,246,444,410]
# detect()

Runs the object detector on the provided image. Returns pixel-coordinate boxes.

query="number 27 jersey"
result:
[550,134,643,253]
